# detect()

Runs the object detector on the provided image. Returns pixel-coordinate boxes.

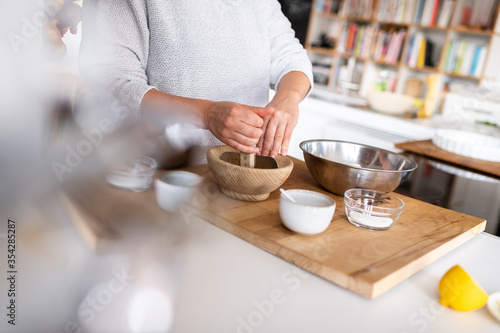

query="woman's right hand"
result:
[204,102,274,154]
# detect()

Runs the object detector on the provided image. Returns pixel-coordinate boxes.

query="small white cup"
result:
[155,171,203,213]
[279,189,336,235]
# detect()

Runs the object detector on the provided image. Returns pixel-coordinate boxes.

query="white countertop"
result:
[1,94,498,333]
[2,195,499,333]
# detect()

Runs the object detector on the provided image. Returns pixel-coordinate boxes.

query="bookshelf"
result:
[305,0,500,114]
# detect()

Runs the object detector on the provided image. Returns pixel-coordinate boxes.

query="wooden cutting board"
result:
[181,159,486,299]
[395,139,500,177]
[63,158,486,299]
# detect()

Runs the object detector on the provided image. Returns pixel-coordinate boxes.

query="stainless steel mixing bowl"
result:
[300,140,418,195]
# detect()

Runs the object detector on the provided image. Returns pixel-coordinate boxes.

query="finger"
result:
[261,117,279,156]
[242,107,274,127]
[225,138,260,154]
[256,107,274,118]
[256,118,270,154]
[234,121,262,140]
[225,130,261,148]
[280,123,295,156]
[270,122,286,159]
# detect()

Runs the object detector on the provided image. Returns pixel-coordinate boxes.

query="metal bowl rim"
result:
[299,139,418,173]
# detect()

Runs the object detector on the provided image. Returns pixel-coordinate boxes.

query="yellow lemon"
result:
[439,265,488,311]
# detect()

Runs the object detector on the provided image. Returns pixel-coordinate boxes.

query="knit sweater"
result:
[79,0,313,164]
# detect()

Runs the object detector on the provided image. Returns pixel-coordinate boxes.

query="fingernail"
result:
[281,150,287,156]
[271,154,276,159]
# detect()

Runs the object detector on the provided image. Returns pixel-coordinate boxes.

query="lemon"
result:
[439,265,488,311]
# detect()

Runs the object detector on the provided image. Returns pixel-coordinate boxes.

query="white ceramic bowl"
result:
[367,91,416,115]
[432,129,500,162]
[155,171,203,213]
[279,189,336,235]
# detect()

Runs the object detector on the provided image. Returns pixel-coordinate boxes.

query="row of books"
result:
[455,0,498,30]
[413,0,455,27]
[442,40,487,77]
[341,23,376,59]
[315,0,373,18]
[405,32,435,68]
[316,0,342,14]
[338,23,406,64]
[371,29,407,64]
[377,0,419,23]
[318,0,499,30]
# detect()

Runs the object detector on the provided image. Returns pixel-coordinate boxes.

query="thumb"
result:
[256,107,274,118]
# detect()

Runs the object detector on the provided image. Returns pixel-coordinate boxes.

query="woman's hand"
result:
[204,101,274,154]
[257,71,311,158]
[257,91,300,158]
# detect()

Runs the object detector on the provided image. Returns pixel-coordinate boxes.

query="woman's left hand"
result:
[257,90,301,158]
[257,71,311,158]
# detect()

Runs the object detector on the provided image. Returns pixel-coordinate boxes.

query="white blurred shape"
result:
[128,288,174,333]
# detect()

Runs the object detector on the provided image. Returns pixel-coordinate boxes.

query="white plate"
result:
[432,129,500,162]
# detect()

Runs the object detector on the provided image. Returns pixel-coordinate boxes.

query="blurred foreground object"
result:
[42,0,82,59]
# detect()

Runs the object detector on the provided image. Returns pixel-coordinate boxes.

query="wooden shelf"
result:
[308,46,335,56]
[403,64,440,73]
[371,59,400,67]
[450,26,494,36]
[344,16,372,23]
[443,72,481,80]
[377,21,410,27]
[411,24,448,31]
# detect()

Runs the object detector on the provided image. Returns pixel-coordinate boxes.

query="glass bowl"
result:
[106,156,158,192]
[344,189,404,231]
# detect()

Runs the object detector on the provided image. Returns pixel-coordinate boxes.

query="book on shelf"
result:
[429,0,441,26]
[460,4,472,26]
[442,39,486,77]
[419,0,435,25]
[417,0,442,26]
[417,38,426,67]
[413,0,425,23]
[372,28,406,63]
[376,0,418,23]
[413,0,457,26]
[316,0,342,14]
[437,0,455,27]
[405,0,418,23]
[406,32,435,68]
[341,22,376,59]
[340,0,372,18]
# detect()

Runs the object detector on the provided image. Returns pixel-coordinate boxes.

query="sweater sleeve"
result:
[263,0,314,96]
[78,0,156,115]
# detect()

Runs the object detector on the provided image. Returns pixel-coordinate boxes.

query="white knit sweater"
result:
[79,0,313,163]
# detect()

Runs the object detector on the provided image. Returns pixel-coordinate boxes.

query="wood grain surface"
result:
[207,145,293,201]
[63,158,486,298]
[395,139,500,177]
[181,158,486,298]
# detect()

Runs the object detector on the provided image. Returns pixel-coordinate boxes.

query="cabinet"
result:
[305,0,500,113]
